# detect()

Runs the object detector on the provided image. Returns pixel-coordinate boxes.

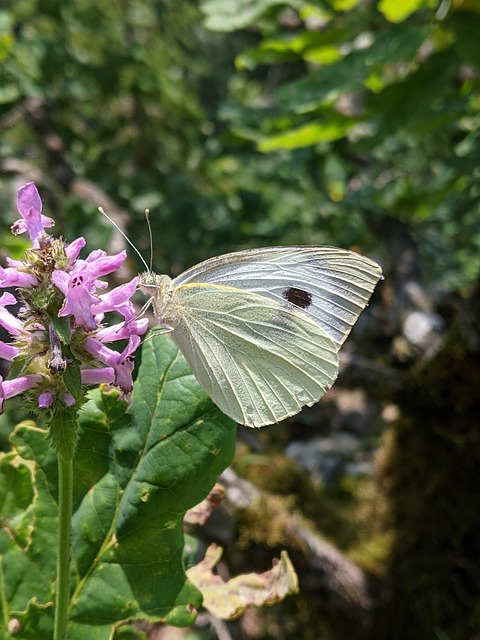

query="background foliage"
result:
[1,1,480,639]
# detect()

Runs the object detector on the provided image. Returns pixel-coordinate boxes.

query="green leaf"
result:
[0,452,33,550]
[0,335,236,638]
[201,0,288,31]
[329,0,363,10]
[62,360,82,400]
[378,0,430,23]
[448,11,480,72]
[0,424,59,638]
[258,118,353,151]
[48,314,71,345]
[275,54,367,114]
[7,353,35,381]
[366,49,459,136]
[68,334,236,634]
[47,408,78,461]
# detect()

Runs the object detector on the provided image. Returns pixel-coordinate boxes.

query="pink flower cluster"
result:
[0,182,147,413]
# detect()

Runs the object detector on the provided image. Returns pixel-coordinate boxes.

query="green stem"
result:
[0,556,9,628]
[54,454,73,640]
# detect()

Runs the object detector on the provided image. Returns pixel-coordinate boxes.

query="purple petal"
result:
[57,283,98,330]
[84,250,127,278]
[53,267,102,329]
[93,279,109,291]
[0,302,23,335]
[64,392,75,406]
[0,266,38,288]
[85,249,106,262]
[84,337,115,364]
[5,257,23,268]
[38,391,54,408]
[0,292,17,307]
[80,367,115,385]
[91,277,139,320]
[113,336,140,392]
[0,341,19,360]
[95,318,148,342]
[10,220,28,236]
[51,270,69,293]
[14,183,54,247]
[66,237,86,262]
[84,334,141,393]
[0,374,43,414]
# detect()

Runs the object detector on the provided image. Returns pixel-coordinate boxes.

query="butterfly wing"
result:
[173,246,382,349]
[167,283,338,427]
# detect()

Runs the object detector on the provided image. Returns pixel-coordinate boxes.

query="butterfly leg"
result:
[143,325,174,342]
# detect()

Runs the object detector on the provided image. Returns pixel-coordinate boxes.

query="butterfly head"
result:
[138,271,173,320]
[138,271,172,296]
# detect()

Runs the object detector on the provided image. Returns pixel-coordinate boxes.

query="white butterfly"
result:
[138,246,382,428]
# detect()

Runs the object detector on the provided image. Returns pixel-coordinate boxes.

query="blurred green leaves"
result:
[205,0,480,289]
[1,0,479,292]
[201,0,289,32]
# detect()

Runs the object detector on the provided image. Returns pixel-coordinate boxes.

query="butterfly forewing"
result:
[168,283,339,427]
[172,247,382,348]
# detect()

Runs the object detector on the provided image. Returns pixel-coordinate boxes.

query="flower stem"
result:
[0,557,9,628]
[54,454,73,640]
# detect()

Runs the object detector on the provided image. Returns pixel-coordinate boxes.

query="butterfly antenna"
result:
[144,208,154,273]
[98,206,150,272]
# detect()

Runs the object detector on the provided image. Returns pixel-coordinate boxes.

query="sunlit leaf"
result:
[258,119,352,151]
[201,0,288,31]
[378,0,430,23]
[329,0,363,10]
[304,44,341,64]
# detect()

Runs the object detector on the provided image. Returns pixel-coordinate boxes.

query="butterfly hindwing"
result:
[168,283,338,427]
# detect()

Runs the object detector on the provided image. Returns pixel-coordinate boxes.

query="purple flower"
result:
[0,294,21,361]
[0,374,43,414]
[11,182,55,247]
[91,277,139,321]
[52,250,128,330]
[65,237,86,262]
[38,391,54,409]
[84,334,141,393]
[0,181,147,414]
[95,317,149,343]
[0,292,23,337]
[81,368,115,386]
[0,265,38,288]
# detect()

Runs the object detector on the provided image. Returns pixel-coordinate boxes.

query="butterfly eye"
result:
[282,287,313,309]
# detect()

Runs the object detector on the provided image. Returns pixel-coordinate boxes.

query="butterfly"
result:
[138,246,382,428]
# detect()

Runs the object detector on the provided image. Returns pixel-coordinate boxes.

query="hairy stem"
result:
[54,454,73,640]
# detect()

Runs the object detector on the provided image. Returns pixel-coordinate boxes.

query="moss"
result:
[234,448,390,576]
[376,339,480,640]
[235,493,297,549]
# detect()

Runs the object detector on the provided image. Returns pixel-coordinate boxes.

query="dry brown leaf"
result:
[184,484,225,526]
[187,544,299,620]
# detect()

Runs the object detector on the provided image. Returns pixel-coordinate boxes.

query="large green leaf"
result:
[0,334,236,638]
[0,426,58,639]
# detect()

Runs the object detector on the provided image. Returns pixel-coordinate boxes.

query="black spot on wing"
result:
[282,287,313,309]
